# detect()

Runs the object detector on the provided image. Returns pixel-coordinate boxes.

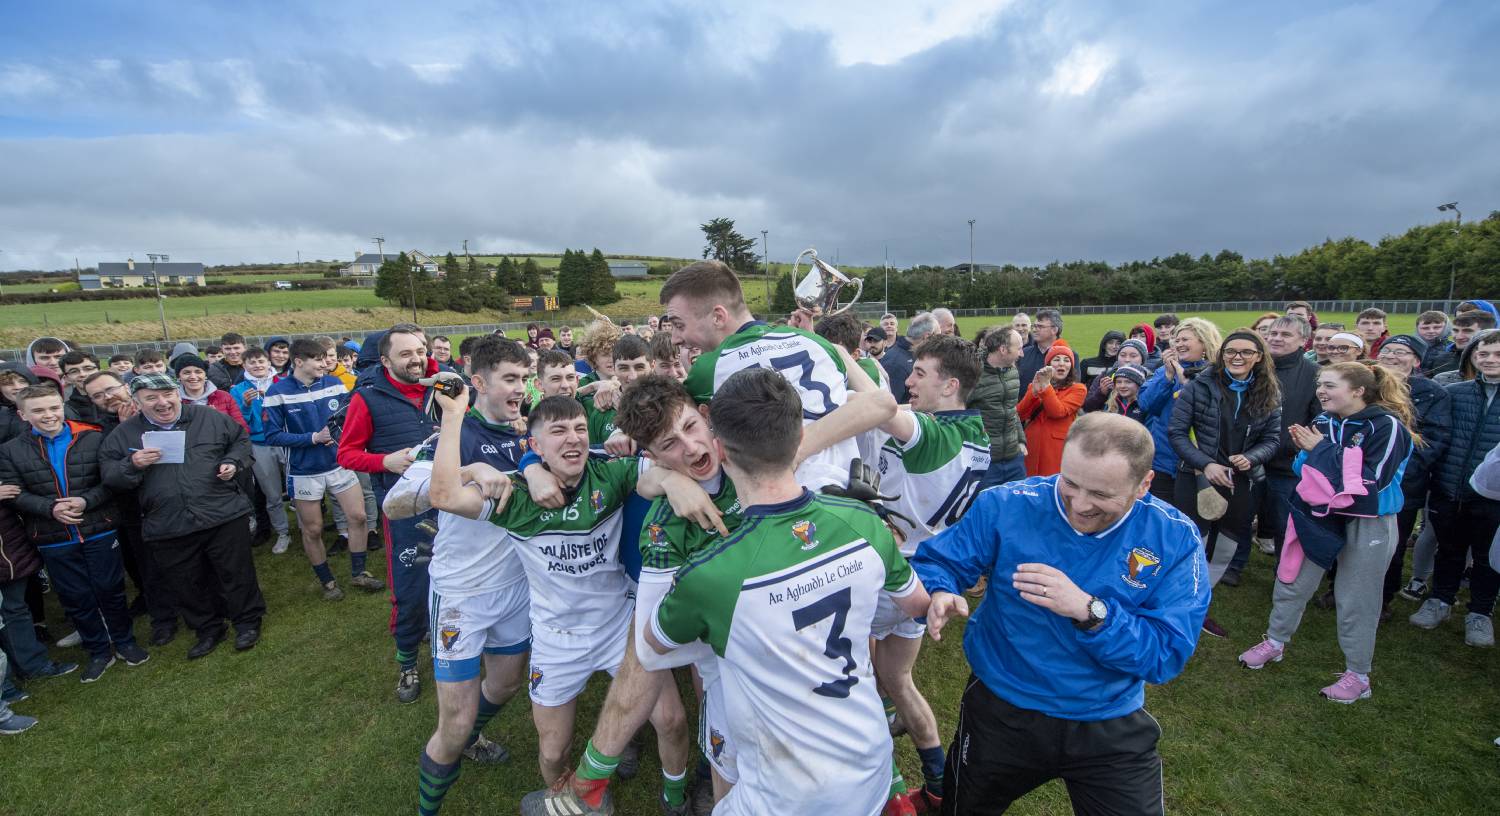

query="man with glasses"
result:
[1017,309,1063,385]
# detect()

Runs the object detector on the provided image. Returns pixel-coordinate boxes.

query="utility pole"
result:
[372,236,385,261]
[408,260,420,323]
[147,253,171,342]
[968,219,976,283]
[463,238,469,261]
[1437,202,1461,307]
[761,230,770,312]
[883,243,889,308]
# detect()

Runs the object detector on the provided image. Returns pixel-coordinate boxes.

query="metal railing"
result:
[0,298,1469,361]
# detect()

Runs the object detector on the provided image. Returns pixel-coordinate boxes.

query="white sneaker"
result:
[1409,598,1452,630]
[57,630,82,648]
[1255,537,1276,555]
[272,533,291,554]
[1465,613,1495,648]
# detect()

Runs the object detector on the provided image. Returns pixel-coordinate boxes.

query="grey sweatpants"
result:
[249,444,290,535]
[1268,514,1397,675]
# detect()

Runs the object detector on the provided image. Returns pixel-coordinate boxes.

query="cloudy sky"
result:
[2,1,1496,272]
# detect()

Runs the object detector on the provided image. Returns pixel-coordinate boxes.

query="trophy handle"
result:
[827,276,863,315]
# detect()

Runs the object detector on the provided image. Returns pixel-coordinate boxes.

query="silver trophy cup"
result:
[791,248,863,316]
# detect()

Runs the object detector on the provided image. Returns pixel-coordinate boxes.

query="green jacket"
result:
[969,362,1022,460]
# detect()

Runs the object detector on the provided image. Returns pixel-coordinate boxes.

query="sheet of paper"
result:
[141,430,187,464]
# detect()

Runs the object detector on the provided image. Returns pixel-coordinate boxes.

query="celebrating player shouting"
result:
[426,385,705,806]
[659,260,879,490]
[646,367,932,816]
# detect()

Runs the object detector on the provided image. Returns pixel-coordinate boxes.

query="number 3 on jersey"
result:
[769,350,834,419]
[792,586,857,698]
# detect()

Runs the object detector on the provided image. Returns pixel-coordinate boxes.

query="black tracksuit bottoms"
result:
[941,677,1164,816]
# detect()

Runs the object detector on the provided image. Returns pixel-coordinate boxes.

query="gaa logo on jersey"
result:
[709,728,726,760]
[439,625,461,651]
[791,519,818,551]
[529,666,544,692]
[1122,547,1162,589]
[590,490,605,512]
[518,437,530,454]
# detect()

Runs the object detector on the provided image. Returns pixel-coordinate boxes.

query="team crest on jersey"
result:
[518,437,530,454]
[709,728,725,759]
[529,666,544,691]
[1349,432,1365,447]
[590,490,605,512]
[327,398,339,411]
[1122,548,1162,589]
[791,519,818,550]
[647,523,667,549]
[439,625,461,651]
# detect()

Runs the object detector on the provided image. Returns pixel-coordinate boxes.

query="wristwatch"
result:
[1075,596,1108,631]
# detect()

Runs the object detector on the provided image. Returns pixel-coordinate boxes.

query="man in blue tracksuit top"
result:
[262,339,385,599]
[912,412,1209,816]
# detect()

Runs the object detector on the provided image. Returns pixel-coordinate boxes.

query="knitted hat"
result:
[1380,334,1426,357]
[171,354,209,376]
[130,372,179,394]
[1119,338,1151,362]
[1112,364,1149,386]
[1045,342,1074,364]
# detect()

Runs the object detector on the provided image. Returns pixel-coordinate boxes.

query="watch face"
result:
[1090,599,1108,620]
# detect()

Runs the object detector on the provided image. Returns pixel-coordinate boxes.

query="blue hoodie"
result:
[261,373,349,475]
[912,476,1209,721]
[230,371,280,445]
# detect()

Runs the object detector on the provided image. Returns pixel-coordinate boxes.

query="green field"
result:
[5,513,1494,815]
[950,310,1408,351]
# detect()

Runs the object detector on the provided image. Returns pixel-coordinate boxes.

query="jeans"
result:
[1428,494,1500,616]
[38,536,136,659]
[0,577,52,676]
[979,454,1027,491]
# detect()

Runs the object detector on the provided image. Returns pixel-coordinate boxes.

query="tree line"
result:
[860,212,1499,313]
[374,252,546,313]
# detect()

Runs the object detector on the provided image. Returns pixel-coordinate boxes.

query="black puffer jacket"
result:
[1168,370,1283,481]
[0,502,42,581]
[0,362,39,444]
[1402,376,1450,495]
[99,404,253,541]
[0,421,117,547]
[1432,377,1500,502]
[65,386,105,426]
[1266,350,1322,475]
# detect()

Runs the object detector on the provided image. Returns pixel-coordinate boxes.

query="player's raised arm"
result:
[796,387,898,468]
[429,380,508,520]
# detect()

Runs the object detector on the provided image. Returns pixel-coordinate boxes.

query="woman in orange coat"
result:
[1017,342,1087,476]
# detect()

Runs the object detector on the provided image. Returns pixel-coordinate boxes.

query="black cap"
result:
[864,327,888,342]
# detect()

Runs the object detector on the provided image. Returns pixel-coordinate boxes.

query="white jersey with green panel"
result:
[485,457,640,637]
[877,409,991,555]
[652,490,917,816]
[684,321,856,490]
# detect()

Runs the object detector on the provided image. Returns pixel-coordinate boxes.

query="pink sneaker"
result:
[1320,671,1371,704]
[1238,637,1284,669]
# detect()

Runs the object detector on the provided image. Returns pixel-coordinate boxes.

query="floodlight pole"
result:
[1437,202,1460,307]
[148,252,171,342]
[968,219,976,283]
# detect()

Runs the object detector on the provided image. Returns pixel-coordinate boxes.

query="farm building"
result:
[608,261,649,279]
[80,261,206,290]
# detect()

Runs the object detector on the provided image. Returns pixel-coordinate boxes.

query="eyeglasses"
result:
[1221,348,1261,359]
[1326,345,1355,354]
